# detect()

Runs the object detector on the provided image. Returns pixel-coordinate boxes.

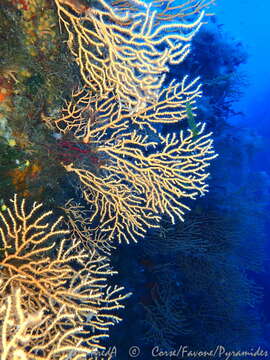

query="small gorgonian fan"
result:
[0,194,130,359]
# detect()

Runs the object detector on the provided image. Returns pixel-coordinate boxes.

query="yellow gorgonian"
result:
[0,195,130,359]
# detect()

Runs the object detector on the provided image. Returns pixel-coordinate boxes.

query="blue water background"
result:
[215,0,270,170]
[215,0,270,346]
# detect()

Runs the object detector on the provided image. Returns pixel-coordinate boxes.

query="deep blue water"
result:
[216,0,270,347]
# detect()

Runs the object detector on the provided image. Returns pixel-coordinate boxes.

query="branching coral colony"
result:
[0,0,216,358]
[46,0,217,243]
[0,195,129,359]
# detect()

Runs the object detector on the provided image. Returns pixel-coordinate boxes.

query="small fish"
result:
[1,204,7,212]
[186,101,199,137]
